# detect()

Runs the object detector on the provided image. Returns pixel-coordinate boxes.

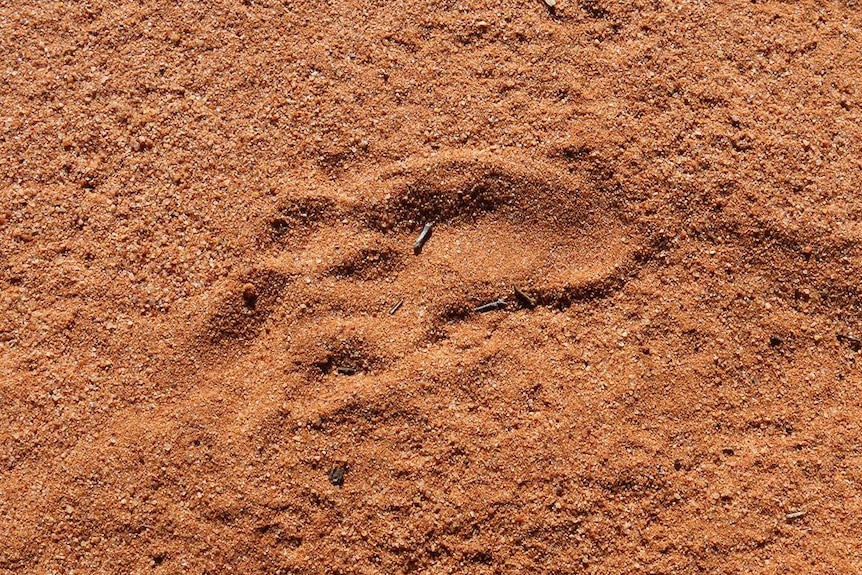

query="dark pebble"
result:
[242,283,258,308]
[329,465,346,487]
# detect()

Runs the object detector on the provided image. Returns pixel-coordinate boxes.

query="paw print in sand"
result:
[198,149,653,374]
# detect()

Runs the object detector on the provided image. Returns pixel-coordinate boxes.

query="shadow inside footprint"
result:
[355,151,648,310]
[325,246,405,281]
[202,268,293,345]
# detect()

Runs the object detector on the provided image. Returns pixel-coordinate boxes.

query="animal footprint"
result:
[197,149,650,363]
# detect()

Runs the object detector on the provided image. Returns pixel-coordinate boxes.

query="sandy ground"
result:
[3,0,862,573]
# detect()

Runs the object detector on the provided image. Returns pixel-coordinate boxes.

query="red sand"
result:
[3,0,862,573]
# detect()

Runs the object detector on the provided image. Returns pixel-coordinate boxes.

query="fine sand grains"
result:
[2,1,862,573]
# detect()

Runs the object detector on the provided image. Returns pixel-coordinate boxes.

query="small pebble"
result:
[329,465,346,487]
[242,283,258,308]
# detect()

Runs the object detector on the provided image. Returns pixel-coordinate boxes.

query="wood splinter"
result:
[837,333,861,351]
[474,299,508,313]
[413,223,433,255]
[513,286,537,309]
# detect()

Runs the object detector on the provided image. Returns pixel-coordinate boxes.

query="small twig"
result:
[837,333,861,351]
[785,511,805,521]
[413,222,433,255]
[474,299,507,313]
[389,299,404,316]
[513,286,537,309]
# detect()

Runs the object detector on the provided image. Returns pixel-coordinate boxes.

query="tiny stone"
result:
[242,283,258,308]
[131,137,149,152]
[329,465,346,487]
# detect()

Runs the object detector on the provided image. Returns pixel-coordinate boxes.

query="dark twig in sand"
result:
[513,286,537,309]
[837,333,861,351]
